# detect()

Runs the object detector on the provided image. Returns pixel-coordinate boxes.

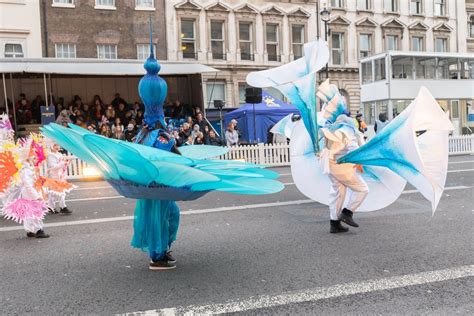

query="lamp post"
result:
[320,7,330,79]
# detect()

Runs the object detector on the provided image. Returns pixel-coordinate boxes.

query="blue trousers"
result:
[131,199,180,261]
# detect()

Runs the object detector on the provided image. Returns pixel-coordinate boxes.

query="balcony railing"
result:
[268,54,281,62]
[183,52,197,59]
[212,53,226,60]
[240,53,255,61]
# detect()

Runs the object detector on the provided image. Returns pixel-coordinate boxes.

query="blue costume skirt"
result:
[131,199,180,260]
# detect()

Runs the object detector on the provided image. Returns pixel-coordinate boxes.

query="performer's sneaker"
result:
[330,220,349,233]
[340,208,359,227]
[60,207,72,215]
[48,207,57,214]
[149,259,176,270]
[164,251,176,264]
[35,230,50,238]
[26,232,36,238]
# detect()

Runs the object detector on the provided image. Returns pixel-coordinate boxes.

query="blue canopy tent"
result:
[224,93,300,143]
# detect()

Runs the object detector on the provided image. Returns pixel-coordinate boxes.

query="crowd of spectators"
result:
[1,93,239,147]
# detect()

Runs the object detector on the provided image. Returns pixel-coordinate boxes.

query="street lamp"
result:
[320,7,331,79]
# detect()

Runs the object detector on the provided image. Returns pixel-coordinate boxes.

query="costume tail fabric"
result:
[338,87,454,213]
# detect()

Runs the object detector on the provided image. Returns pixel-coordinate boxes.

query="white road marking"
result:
[1,185,471,233]
[128,265,474,315]
[446,168,474,173]
[448,160,474,165]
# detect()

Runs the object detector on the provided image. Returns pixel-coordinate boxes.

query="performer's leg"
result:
[47,194,58,212]
[24,219,49,238]
[338,168,369,228]
[59,194,72,214]
[164,201,180,263]
[328,172,349,234]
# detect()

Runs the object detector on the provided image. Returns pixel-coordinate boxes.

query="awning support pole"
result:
[9,73,17,132]
[43,73,48,112]
[2,73,8,116]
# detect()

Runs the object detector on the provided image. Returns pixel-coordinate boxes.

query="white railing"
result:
[59,135,473,179]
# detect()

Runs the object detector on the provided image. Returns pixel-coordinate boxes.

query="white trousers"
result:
[48,193,66,209]
[23,218,43,233]
[328,160,369,220]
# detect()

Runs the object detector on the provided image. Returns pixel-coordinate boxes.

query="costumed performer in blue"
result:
[248,39,454,233]
[40,22,283,270]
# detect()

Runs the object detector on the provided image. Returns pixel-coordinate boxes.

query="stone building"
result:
[0,0,43,58]
[40,0,167,60]
[467,0,474,52]
[166,0,470,113]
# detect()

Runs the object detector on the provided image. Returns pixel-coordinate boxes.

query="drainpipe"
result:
[41,0,49,57]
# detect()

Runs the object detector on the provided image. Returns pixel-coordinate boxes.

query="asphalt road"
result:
[0,155,472,315]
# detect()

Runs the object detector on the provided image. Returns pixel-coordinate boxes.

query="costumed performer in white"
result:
[317,81,369,233]
[21,155,50,238]
[46,142,73,214]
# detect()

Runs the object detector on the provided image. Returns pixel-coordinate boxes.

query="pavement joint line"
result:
[447,160,474,164]
[126,265,474,315]
[66,185,472,201]
[0,185,471,233]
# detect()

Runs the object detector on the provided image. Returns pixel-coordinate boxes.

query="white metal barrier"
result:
[61,135,473,179]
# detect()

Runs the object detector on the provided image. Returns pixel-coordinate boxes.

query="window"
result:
[359,34,372,58]
[437,58,457,79]
[361,61,372,83]
[434,0,445,16]
[460,59,474,79]
[384,0,397,12]
[181,19,196,59]
[239,22,253,61]
[53,0,73,3]
[211,21,225,60]
[410,0,422,14]
[416,57,436,79]
[386,35,398,50]
[331,32,344,65]
[292,25,305,59]
[392,57,413,79]
[135,0,153,8]
[238,83,247,104]
[331,0,343,8]
[55,43,76,58]
[469,16,474,38]
[96,0,114,6]
[206,82,225,108]
[435,38,447,52]
[97,44,117,59]
[4,44,23,58]
[137,44,156,60]
[266,24,280,62]
[374,58,386,81]
[357,0,371,10]
[411,36,423,51]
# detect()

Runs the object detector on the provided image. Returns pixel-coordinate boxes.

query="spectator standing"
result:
[100,124,112,138]
[205,130,224,146]
[135,110,144,127]
[179,122,191,140]
[111,118,124,135]
[191,124,200,141]
[225,123,239,146]
[231,119,241,137]
[16,94,32,124]
[172,130,183,146]
[194,132,205,145]
[374,113,389,134]
[355,113,367,136]
[31,95,45,123]
[124,123,137,142]
[116,102,127,122]
[195,113,208,133]
[56,109,72,125]
[111,93,126,109]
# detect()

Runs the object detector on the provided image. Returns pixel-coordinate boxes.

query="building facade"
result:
[0,0,43,58]
[165,0,319,111]
[467,0,474,52]
[166,0,470,114]
[40,0,167,60]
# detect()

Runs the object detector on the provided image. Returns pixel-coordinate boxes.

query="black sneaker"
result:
[164,251,176,263]
[60,207,72,215]
[26,232,36,238]
[35,230,50,238]
[48,207,57,214]
[149,259,176,270]
[330,220,349,233]
[340,208,359,228]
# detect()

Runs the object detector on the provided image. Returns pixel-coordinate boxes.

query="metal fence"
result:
[58,135,473,179]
